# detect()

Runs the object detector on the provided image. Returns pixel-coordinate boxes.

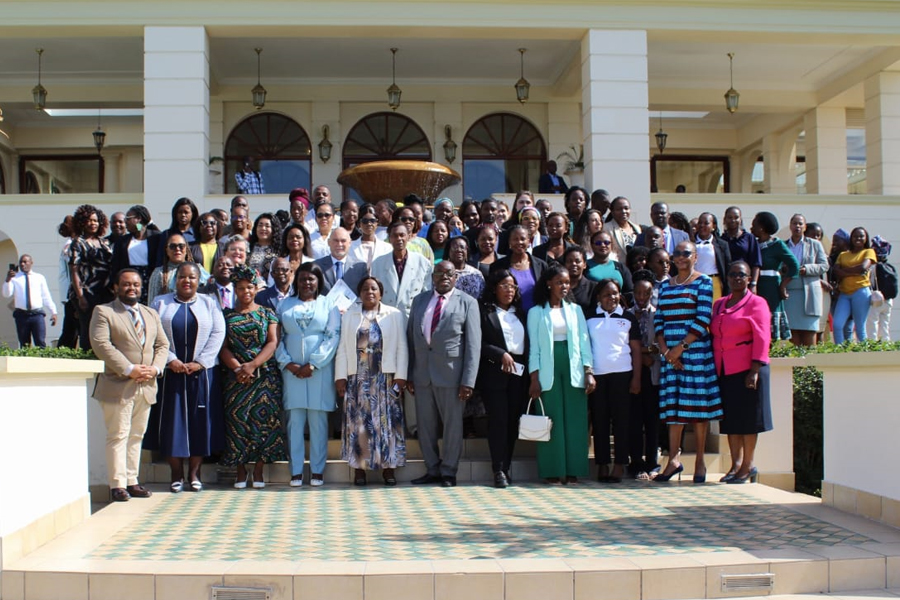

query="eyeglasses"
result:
[728,272,749,279]
[360,218,377,225]
[398,216,415,223]
[498,283,518,291]
[125,214,140,221]
[671,250,694,258]
[434,271,457,279]
[201,220,217,226]
[232,215,248,221]
[316,213,334,219]
[593,240,612,246]
[168,243,187,250]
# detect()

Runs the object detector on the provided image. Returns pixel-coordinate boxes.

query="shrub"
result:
[0,344,96,360]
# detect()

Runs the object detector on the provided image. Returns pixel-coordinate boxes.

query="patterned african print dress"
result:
[221,306,287,465]
[341,314,406,470]
[654,275,723,423]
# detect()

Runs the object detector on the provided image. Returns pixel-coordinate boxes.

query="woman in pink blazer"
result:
[710,260,772,484]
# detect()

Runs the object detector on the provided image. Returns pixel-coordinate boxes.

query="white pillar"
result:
[804,107,847,195]
[761,132,797,195]
[581,30,649,208]
[865,70,900,195]
[144,26,210,222]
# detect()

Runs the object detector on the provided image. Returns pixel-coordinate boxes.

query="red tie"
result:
[430,295,444,337]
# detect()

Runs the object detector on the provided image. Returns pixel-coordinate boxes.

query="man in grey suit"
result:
[371,222,432,317]
[635,202,689,254]
[407,260,481,487]
[314,226,367,297]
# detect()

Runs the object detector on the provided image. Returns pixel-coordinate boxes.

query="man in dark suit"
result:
[407,260,481,487]
[256,257,293,311]
[89,269,169,502]
[201,256,235,310]
[538,160,569,194]
[313,226,367,297]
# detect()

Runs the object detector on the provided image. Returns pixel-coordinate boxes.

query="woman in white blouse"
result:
[349,205,391,270]
[476,269,530,488]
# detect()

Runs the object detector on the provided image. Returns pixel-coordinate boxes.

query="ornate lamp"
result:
[33,48,48,110]
[251,48,267,109]
[387,48,401,110]
[724,52,740,114]
[514,48,530,104]
[655,112,668,153]
[92,110,106,153]
[318,124,333,163]
[442,125,457,164]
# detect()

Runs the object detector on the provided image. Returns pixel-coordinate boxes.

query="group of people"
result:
[23,182,891,500]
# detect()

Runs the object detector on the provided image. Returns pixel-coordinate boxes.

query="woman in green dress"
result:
[750,212,800,341]
[219,264,287,489]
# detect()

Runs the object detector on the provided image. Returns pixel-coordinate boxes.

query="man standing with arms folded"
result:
[3,254,57,348]
[407,260,481,487]
[90,268,169,502]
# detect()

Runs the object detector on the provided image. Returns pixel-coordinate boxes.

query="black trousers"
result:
[589,370,632,465]
[629,366,660,472]
[58,299,80,349]
[482,373,528,474]
[13,309,46,348]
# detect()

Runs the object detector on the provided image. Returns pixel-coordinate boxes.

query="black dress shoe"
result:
[411,473,442,485]
[441,476,457,487]
[126,484,152,498]
[493,471,509,488]
[110,488,130,502]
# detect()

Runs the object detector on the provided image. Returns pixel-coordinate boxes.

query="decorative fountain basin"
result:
[337,160,461,204]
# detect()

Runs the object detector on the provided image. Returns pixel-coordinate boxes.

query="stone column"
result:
[761,131,798,195]
[804,107,847,195]
[144,26,210,220]
[581,30,649,208]
[865,69,900,195]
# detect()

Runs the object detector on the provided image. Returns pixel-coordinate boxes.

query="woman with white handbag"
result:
[527,263,596,484]
[476,269,530,488]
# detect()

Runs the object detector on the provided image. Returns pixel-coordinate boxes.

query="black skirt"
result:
[719,363,773,435]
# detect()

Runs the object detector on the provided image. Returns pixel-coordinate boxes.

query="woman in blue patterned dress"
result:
[219,264,286,489]
[335,277,409,486]
[654,241,722,483]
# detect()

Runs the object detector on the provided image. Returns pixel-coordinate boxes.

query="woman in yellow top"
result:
[833,227,876,344]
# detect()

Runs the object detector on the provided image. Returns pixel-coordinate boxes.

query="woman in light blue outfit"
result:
[276,262,341,488]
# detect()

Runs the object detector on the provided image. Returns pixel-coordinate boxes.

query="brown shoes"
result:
[126,484,152,498]
[110,488,130,502]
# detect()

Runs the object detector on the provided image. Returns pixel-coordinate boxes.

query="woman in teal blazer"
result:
[527,263,596,483]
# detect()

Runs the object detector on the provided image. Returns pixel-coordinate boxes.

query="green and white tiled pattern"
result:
[86,482,873,562]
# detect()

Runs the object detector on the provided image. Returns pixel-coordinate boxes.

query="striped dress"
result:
[654,275,723,423]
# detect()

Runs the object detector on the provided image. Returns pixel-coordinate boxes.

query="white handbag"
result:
[518,397,553,442]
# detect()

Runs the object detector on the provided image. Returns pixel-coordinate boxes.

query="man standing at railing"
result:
[3,254,57,348]
[235,156,265,195]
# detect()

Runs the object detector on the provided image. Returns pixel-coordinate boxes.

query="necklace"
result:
[673,271,695,286]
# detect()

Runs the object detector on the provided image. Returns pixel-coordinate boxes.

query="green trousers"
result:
[536,341,589,479]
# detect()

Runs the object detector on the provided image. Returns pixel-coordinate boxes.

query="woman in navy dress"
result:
[148,262,226,492]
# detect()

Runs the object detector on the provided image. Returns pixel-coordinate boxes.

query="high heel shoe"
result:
[693,472,706,484]
[234,472,250,490]
[720,471,737,483]
[251,474,266,489]
[728,467,758,484]
[654,463,683,482]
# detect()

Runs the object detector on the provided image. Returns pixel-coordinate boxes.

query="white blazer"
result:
[334,302,409,380]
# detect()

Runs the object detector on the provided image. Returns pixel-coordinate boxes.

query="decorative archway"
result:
[224,112,312,195]
[341,111,432,200]
[462,112,546,200]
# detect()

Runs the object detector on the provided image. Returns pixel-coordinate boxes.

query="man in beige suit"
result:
[90,269,169,502]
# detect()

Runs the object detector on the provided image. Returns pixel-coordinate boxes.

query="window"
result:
[341,112,432,200]
[650,155,730,193]
[462,113,546,200]
[18,155,105,194]
[224,112,311,195]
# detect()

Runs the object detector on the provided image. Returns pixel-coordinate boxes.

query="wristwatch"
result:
[681,341,690,350]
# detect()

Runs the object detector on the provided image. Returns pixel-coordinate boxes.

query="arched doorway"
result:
[462,113,546,200]
[342,112,431,200]
[224,112,312,195]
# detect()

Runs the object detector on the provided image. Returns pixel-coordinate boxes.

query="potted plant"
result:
[557,144,584,173]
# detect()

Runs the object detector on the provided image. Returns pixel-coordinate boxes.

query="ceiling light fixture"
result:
[515,48,530,105]
[33,48,47,110]
[655,112,668,154]
[387,48,401,111]
[92,109,106,153]
[252,47,267,110]
[443,125,457,164]
[318,124,333,163]
[724,52,739,114]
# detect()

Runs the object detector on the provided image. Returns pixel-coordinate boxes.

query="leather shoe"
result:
[493,471,509,488]
[411,473,442,485]
[441,476,457,487]
[110,488,130,502]
[126,484,152,498]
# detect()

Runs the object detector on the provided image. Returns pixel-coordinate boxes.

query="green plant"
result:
[0,344,95,360]
[556,144,584,172]
[769,340,900,496]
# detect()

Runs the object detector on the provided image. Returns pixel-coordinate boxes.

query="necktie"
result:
[335,260,343,281]
[25,274,32,311]
[662,230,668,251]
[220,286,230,309]
[128,306,145,345]
[430,295,444,338]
